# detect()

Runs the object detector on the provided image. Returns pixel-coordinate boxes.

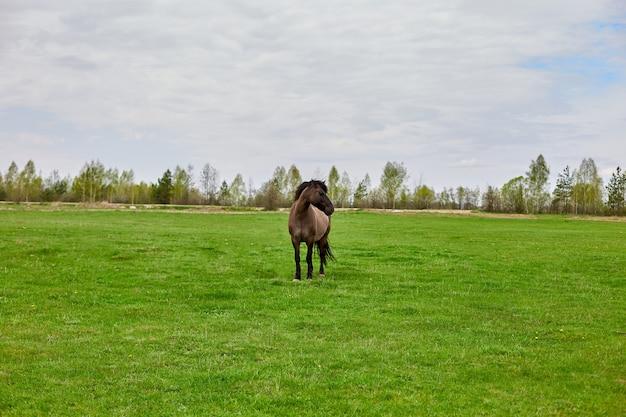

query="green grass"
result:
[0,209,624,416]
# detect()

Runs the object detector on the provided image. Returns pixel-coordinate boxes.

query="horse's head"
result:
[295,180,335,216]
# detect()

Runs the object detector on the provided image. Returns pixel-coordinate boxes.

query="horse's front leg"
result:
[306,241,314,279]
[292,238,301,281]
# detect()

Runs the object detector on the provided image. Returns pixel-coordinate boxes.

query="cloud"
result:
[0,0,625,188]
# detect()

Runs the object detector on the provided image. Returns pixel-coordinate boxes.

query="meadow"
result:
[0,207,624,416]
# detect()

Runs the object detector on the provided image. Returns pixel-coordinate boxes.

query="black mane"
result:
[294,180,328,201]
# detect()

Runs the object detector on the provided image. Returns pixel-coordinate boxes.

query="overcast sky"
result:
[1,0,625,189]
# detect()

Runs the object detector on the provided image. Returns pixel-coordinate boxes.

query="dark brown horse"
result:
[288,180,335,281]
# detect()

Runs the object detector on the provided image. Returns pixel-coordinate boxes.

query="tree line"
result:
[1,156,624,215]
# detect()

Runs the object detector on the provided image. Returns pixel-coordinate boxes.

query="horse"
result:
[288,180,335,281]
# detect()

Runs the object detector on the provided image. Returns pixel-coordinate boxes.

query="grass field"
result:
[0,208,624,416]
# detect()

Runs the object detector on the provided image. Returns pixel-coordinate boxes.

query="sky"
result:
[1,0,625,190]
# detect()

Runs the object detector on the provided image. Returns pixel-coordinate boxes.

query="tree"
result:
[335,171,352,208]
[73,160,106,203]
[285,164,302,199]
[104,168,119,203]
[552,166,574,214]
[464,187,481,209]
[0,174,5,201]
[199,163,219,204]
[118,170,135,204]
[606,166,625,215]
[134,181,152,204]
[327,166,340,201]
[414,185,435,209]
[271,166,287,204]
[380,161,408,209]
[259,177,281,210]
[526,154,550,213]
[501,176,526,213]
[172,165,192,204]
[4,161,19,201]
[398,187,410,209]
[456,186,467,210]
[437,187,456,209]
[481,186,501,212]
[42,170,69,202]
[218,180,230,205]
[18,160,42,202]
[573,158,603,214]
[247,177,255,206]
[153,169,173,204]
[229,174,246,206]
[353,174,371,208]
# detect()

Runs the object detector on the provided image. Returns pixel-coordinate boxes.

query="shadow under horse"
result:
[288,180,335,281]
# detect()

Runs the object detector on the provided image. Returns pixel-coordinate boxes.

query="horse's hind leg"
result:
[318,237,327,276]
[292,238,301,281]
[306,241,314,279]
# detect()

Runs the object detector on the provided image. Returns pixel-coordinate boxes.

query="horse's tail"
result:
[316,240,335,266]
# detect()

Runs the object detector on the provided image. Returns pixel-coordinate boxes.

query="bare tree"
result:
[200,163,219,204]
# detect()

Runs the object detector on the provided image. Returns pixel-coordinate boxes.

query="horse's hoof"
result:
[292,278,301,282]
[319,273,325,278]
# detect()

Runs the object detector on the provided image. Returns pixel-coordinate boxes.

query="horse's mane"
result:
[294,180,328,201]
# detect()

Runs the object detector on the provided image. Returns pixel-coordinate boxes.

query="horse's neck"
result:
[294,195,311,217]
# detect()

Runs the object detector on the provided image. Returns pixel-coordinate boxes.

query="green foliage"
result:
[72,160,106,203]
[285,164,302,199]
[552,166,574,214]
[353,174,371,208]
[0,209,624,416]
[217,180,231,206]
[335,171,352,208]
[229,174,246,206]
[41,170,69,202]
[525,154,550,213]
[501,176,526,213]
[327,166,340,201]
[259,177,281,210]
[172,165,193,204]
[380,161,408,209]
[573,158,603,215]
[606,166,625,215]
[481,186,501,212]
[414,185,435,209]
[153,169,173,204]
[272,166,288,200]
[4,161,19,201]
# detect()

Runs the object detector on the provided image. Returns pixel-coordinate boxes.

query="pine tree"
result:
[353,174,370,208]
[481,186,501,212]
[153,169,173,204]
[606,166,625,215]
[218,180,230,206]
[552,166,574,214]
